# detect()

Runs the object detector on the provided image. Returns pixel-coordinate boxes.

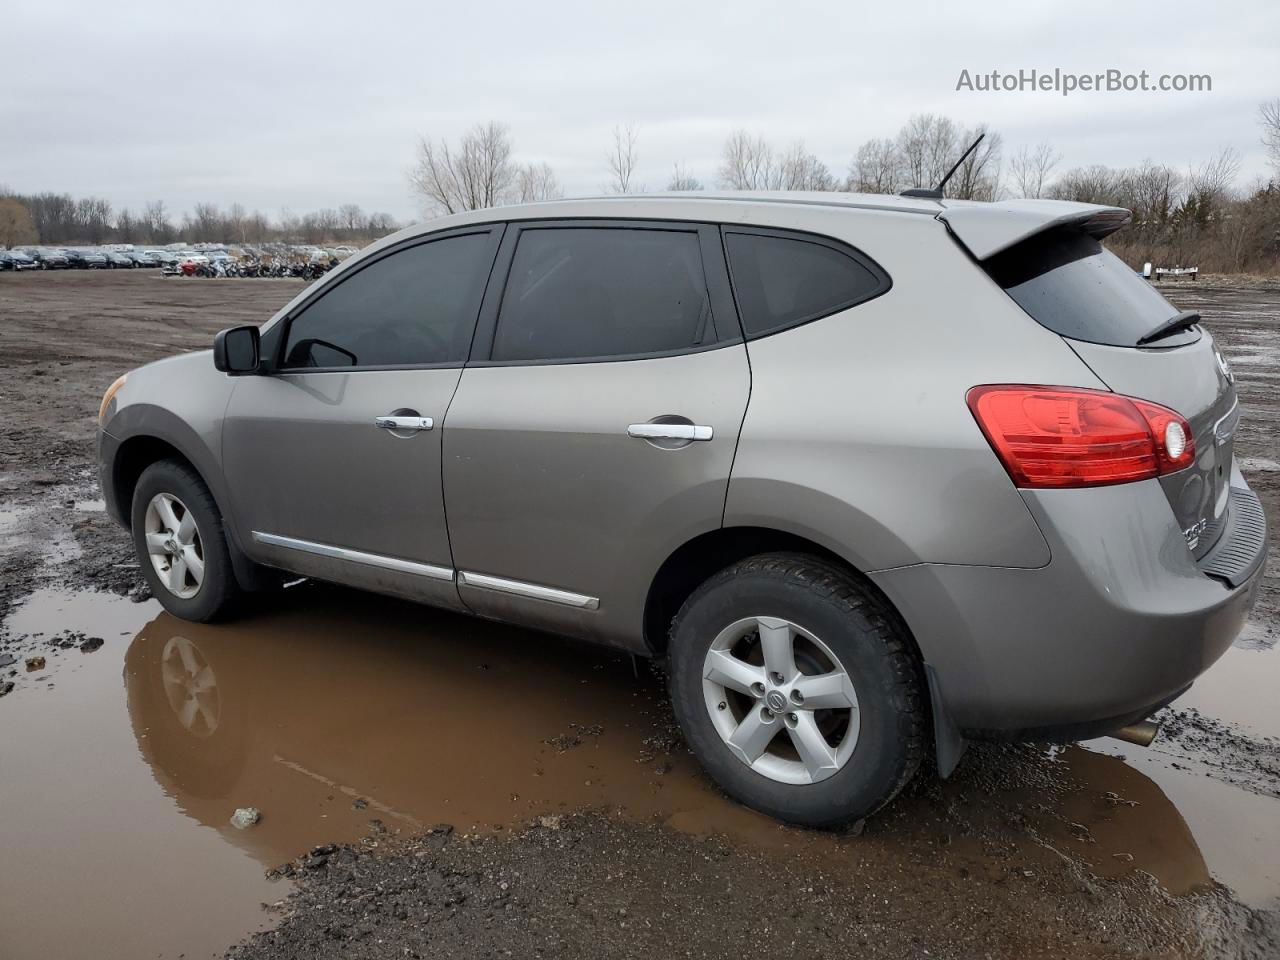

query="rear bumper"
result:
[871,476,1267,737]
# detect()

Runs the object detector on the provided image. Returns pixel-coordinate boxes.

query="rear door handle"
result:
[627,423,713,442]
[375,415,434,432]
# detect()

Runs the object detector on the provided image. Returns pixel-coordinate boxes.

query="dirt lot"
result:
[1,269,1278,959]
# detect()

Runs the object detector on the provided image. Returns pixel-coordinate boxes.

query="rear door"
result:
[222,226,503,607]
[441,220,749,647]
[984,229,1237,555]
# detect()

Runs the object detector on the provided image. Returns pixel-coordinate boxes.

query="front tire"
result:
[131,460,242,622]
[667,553,925,828]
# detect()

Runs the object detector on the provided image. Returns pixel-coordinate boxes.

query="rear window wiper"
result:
[1136,310,1200,346]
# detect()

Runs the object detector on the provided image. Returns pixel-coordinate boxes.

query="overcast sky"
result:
[3,0,1276,223]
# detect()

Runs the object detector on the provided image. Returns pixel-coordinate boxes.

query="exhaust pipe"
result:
[1108,720,1160,747]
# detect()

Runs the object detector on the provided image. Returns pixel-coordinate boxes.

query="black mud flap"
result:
[926,664,967,778]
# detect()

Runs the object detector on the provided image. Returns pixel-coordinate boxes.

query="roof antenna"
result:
[900,132,986,200]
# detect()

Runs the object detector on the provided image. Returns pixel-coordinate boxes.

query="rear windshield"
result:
[984,229,1193,347]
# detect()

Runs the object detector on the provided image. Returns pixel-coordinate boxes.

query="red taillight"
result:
[967,385,1195,489]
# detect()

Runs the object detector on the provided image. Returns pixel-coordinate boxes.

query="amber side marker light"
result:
[98,374,128,425]
[966,385,1195,489]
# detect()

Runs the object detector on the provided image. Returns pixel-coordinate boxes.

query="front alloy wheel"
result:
[144,492,205,598]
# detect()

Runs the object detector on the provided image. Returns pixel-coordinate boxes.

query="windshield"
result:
[984,228,1196,348]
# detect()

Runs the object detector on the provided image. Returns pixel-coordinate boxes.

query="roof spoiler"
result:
[936,200,1131,261]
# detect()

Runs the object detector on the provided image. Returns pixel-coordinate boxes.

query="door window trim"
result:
[468,219,742,367]
[265,223,506,374]
[720,225,892,341]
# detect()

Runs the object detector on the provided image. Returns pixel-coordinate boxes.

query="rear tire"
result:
[131,460,243,622]
[667,552,925,828]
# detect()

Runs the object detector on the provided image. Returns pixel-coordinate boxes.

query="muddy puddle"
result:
[2,582,1278,958]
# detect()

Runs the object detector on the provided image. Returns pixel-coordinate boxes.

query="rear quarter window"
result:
[984,229,1192,348]
[723,229,890,338]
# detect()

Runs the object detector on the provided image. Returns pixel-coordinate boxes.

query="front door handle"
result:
[627,423,713,442]
[375,415,434,432]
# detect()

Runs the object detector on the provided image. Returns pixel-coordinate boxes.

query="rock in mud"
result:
[25,656,46,671]
[79,637,104,653]
[230,807,261,830]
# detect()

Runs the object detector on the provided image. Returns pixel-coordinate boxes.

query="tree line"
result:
[0,192,400,249]
[5,100,1279,274]
[412,101,1280,274]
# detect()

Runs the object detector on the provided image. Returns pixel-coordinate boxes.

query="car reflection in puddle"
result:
[120,583,1232,901]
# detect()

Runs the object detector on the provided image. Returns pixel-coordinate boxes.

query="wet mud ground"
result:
[1,270,1278,959]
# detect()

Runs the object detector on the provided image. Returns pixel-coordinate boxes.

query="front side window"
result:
[724,231,888,338]
[281,232,494,369]
[491,228,714,362]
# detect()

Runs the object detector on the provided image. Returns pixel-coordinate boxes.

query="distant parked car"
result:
[64,249,108,268]
[6,249,39,270]
[33,248,70,269]
[105,251,136,268]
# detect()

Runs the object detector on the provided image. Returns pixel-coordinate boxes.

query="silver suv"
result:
[97,193,1268,826]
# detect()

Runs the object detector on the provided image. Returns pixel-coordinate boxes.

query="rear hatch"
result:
[979,226,1237,558]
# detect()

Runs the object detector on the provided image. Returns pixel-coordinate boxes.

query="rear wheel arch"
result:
[643,526,917,659]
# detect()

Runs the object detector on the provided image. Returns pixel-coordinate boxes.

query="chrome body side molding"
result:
[251,531,455,582]
[457,570,600,610]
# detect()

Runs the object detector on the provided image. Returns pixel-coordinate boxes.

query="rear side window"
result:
[281,232,494,369]
[984,229,1190,348]
[492,228,714,362]
[724,230,889,338]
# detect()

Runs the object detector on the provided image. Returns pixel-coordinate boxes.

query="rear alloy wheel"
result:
[703,616,859,785]
[668,552,925,828]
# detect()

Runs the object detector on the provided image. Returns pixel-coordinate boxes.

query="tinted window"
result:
[281,233,493,368]
[492,228,713,362]
[985,229,1190,347]
[725,232,886,337]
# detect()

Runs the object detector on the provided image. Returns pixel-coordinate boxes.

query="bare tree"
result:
[338,203,365,238]
[848,138,901,193]
[75,196,113,244]
[718,132,835,191]
[1008,142,1061,199]
[667,163,703,191]
[1260,99,1280,174]
[779,143,835,191]
[607,123,640,194]
[896,114,959,191]
[514,162,563,203]
[1049,165,1122,205]
[190,202,221,240]
[226,203,247,243]
[411,121,516,215]
[114,208,139,243]
[1125,160,1182,223]
[143,200,172,244]
[719,131,779,189]
[1189,148,1241,206]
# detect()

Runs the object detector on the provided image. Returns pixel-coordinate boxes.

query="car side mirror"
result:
[213,325,261,375]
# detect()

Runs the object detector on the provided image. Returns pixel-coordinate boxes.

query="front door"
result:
[442,221,750,646]
[222,226,503,607]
